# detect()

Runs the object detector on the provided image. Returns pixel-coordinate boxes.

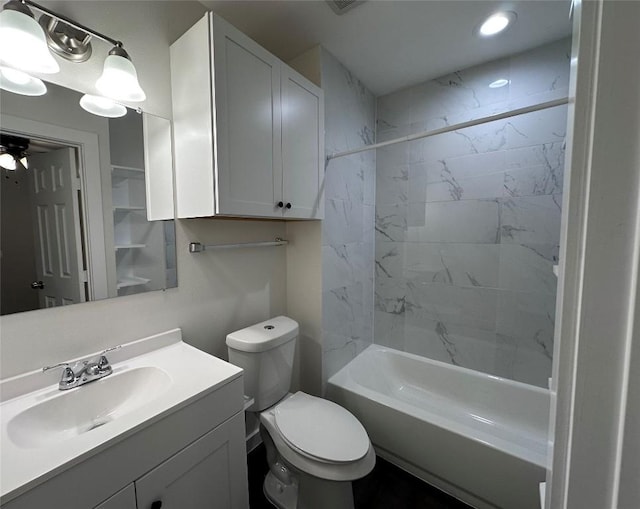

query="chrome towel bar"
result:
[189,237,288,253]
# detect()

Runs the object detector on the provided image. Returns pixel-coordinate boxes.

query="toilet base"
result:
[263,468,355,509]
[263,470,298,509]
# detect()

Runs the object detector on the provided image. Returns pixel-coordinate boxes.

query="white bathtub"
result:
[327,345,549,509]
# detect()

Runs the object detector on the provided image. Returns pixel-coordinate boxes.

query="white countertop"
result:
[0,329,242,504]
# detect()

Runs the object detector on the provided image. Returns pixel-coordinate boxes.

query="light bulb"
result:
[79,94,127,118]
[0,7,59,74]
[478,12,516,37]
[95,50,145,102]
[0,152,17,171]
[0,65,47,95]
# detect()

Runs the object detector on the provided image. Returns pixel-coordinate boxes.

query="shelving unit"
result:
[109,113,167,296]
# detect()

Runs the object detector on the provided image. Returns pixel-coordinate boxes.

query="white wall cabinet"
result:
[171,13,324,220]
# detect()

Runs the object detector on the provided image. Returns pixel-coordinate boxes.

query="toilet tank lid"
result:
[226,316,299,353]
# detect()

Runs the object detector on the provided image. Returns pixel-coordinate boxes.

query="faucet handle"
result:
[43,362,70,373]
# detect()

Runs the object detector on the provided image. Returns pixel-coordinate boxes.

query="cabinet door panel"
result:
[213,16,283,217]
[135,412,248,509]
[282,67,324,219]
[93,484,136,509]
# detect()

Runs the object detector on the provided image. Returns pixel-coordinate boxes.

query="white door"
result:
[281,66,325,219]
[212,14,283,217]
[28,148,85,308]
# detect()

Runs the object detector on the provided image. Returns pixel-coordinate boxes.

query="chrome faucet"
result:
[43,346,121,390]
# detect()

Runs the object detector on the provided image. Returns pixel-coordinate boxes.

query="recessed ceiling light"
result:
[477,11,517,37]
[489,79,510,88]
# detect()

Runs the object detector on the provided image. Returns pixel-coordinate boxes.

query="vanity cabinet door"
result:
[93,484,136,509]
[135,412,248,509]
[281,66,325,220]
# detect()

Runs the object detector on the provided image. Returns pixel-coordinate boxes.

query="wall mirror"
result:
[0,81,177,316]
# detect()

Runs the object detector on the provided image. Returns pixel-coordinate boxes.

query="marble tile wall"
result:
[374,38,571,387]
[321,50,376,385]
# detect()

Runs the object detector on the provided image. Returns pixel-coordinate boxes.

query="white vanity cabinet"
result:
[94,485,137,509]
[170,13,324,220]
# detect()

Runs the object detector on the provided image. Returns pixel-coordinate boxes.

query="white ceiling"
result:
[198,0,573,97]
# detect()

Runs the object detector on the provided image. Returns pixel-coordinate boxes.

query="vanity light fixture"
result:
[0,0,59,74]
[0,0,146,104]
[0,65,46,95]
[477,11,517,37]
[79,94,127,118]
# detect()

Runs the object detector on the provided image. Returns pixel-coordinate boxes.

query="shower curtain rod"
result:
[326,96,569,161]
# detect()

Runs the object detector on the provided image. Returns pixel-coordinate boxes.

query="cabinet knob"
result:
[285,202,292,209]
[277,201,284,208]
[151,501,162,509]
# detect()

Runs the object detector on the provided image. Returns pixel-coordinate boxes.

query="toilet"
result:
[226,316,375,509]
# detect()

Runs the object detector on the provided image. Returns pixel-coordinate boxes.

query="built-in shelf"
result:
[114,205,146,212]
[112,165,145,179]
[117,276,151,289]
[115,244,147,250]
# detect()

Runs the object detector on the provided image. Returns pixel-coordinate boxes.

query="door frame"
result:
[1,113,109,301]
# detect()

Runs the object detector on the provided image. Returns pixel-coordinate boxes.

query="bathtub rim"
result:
[327,344,550,469]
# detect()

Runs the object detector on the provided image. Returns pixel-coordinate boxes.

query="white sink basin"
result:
[7,367,171,448]
[0,329,244,504]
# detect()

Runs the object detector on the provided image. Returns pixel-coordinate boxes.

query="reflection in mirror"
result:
[0,81,177,316]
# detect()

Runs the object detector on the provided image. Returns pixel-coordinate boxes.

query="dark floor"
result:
[247,444,472,509]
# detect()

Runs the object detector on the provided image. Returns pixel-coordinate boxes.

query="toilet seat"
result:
[273,392,370,464]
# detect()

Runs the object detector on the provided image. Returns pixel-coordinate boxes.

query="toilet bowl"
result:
[226,317,375,509]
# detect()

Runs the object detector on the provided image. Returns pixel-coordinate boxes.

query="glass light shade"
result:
[0,152,17,171]
[0,65,46,95]
[0,9,59,74]
[478,12,516,37]
[20,155,28,169]
[79,94,127,118]
[95,54,146,102]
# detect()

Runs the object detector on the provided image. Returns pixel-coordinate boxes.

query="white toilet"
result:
[226,316,375,509]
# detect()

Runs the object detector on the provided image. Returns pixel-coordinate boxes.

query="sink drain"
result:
[83,417,112,433]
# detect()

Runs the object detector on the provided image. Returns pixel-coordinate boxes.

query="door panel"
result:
[135,413,248,509]
[212,15,283,217]
[281,67,324,219]
[28,148,84,308]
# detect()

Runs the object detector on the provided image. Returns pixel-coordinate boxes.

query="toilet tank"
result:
[226,316,298,411]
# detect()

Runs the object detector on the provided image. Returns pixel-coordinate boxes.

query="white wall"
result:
[0,1,292,378]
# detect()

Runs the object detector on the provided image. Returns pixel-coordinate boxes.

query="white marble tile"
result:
[324,156,365,205]
[405,282,498,333]
[509,37,572,102]
[500,194,562,247]
[375,203,407,242]
[323,334,369,381]
[404,243,500,288]
[498,244,557,294]
[374,310,405,350]
[430,150,507,182]
[496,290,556,365]
[419,199,501,244]
[505,105,568,150]
[322,243,364,291]
[374,277,407,314]
[322,198,363,246]
[375,242,405,279]
[322,282,364,339]
[376,164,409,205]
[425,171,504,202]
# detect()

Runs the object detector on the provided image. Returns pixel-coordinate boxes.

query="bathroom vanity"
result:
[0,330,249,509]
